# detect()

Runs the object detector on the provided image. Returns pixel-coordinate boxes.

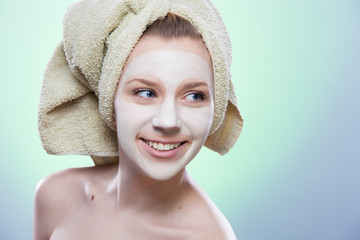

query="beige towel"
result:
[38,0,243,163]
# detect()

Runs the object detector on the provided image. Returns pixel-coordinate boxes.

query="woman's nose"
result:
[152,101,181,133]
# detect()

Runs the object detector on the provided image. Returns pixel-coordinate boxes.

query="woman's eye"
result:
[134,89,157,99]
[184,92,206,102]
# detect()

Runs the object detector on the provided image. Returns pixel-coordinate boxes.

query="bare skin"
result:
[34,165,236,239]
[34,37,237,239]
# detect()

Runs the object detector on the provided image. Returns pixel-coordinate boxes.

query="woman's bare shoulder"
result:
[33,167,86,239]
[33,165,117,239]
[196,197,237,240]
[36,167,85,199]
[34,164,117,206]
[184,177,237,240]
[34,167,94,219]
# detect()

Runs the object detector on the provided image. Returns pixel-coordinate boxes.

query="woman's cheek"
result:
[116,101,155,135]
[180,105,214,139]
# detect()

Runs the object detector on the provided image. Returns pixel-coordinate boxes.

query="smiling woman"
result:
[114,37,214,181]
[35,1,243,239]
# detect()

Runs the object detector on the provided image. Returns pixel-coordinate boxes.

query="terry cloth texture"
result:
[38,0,244,164]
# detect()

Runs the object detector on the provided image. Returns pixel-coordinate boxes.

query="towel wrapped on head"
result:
[38,0,243,165]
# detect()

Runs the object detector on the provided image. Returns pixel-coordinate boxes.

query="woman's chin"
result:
[141,164,186,181]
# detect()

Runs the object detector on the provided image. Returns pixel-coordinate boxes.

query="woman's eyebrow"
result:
[182,81,210,90]
[125,78,159,88]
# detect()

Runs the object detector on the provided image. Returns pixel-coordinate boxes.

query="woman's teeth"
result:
[145,140,181,151]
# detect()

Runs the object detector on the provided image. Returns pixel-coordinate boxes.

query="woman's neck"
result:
[113,155,189,212]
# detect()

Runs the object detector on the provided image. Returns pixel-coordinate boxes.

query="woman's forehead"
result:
[121,50,213,85]
[124,36,213,70]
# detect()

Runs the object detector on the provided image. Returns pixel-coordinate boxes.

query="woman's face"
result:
[114,36,214,181]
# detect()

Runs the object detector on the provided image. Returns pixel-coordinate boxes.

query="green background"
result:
[1,0,359,239]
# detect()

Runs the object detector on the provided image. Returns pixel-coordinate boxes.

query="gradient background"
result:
[1,0,359,239]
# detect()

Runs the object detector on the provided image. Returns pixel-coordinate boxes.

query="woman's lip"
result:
[140,137,186,144]
[140,139,187,159]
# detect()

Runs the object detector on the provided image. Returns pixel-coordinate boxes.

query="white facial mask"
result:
[114,49,214,181]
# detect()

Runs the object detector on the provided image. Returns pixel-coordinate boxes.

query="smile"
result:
[143,139,183,151]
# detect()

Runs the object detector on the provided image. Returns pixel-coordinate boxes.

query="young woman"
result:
[35,1,243,239]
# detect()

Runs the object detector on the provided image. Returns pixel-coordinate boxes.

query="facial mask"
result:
[114,48,214,181]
